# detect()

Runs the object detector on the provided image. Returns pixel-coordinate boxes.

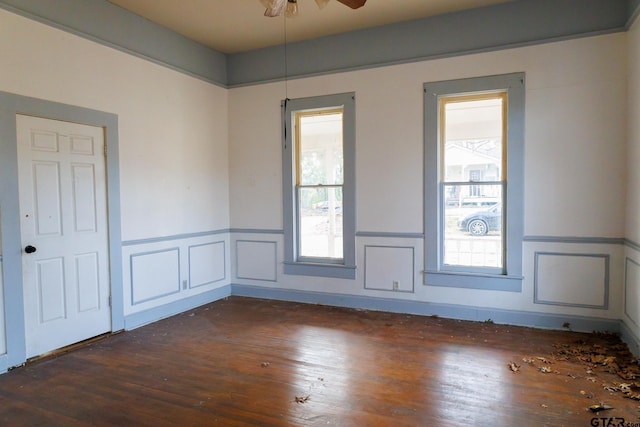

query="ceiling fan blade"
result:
[336,0,366,9]
[264,0,286,17]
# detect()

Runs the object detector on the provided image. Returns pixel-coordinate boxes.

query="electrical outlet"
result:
[182,280,188,289]
[393,280,399,290]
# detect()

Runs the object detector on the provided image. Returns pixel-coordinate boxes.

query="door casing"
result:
[0,91,124,369]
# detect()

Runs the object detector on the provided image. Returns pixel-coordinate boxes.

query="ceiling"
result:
[107,0,513,54]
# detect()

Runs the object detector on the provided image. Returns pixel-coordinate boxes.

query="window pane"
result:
[299,186,343,259]
[443,184,502,268]
[298,112,343,185]
[443,97,503,183]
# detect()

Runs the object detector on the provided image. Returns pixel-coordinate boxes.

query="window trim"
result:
[424,73,525,291]
[282,92,356,279]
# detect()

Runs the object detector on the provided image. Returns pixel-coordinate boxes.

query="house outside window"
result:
[424,73,525,291]
[282,93,356,279]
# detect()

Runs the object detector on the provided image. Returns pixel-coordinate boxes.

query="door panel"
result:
[75,252,100,312]
[17,115,111,358]
[33,161,62,236]
[36,257,66,322]
[71,164,97,233]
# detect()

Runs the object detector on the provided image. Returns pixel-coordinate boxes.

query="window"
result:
[441,93,505,271]
[296,109,344,259]
[282,93,356,279]
[424,73,524,291]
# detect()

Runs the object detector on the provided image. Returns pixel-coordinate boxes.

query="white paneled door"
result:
[17,115,111,358]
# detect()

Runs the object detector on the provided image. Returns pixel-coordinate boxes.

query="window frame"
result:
[282,92,356,279]
[424,73,525,291]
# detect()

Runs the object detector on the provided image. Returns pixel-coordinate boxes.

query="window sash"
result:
[440,182,505,274]
[440,92,507,182]
[295,108,344,187]
[295,184,344,262]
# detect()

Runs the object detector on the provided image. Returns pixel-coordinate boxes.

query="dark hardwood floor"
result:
[0,296,639,426]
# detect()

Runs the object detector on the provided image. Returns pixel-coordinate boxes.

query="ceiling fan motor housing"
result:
[263,0,366,18]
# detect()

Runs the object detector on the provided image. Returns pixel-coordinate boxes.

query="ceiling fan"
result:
[260,0,367,18]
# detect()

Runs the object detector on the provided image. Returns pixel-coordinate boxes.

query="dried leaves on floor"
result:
[508,361,520,373]
[510,332,640,404]
[553,334,640,401]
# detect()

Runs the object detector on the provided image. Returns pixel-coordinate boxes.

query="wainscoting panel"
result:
[189,241,226,288]
[122,231,231,320]
[625,257,640,327]
[534,252,609,309]
[236,240,277,282]
[130,248,180,305]
[364,245,414,293]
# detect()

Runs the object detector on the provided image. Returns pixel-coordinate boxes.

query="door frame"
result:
[0,91,124,369]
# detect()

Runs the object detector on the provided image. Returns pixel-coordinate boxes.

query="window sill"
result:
[284,261,356,279]
[424,270,522,292]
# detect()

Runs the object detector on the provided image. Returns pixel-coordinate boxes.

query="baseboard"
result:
[619,320,640,358]
[124,285,232,330]
[0,354,7,374]
[231,284,620,334]
[100,281,640,357]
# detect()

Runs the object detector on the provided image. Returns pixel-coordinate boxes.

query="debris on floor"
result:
[588,403,614,412]
[553,334,640,401]
[508,361,520,373]
[295,395,310,404]
[580,390,595,399]
[510,331,640,406]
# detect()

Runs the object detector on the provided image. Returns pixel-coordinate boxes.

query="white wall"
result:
[229,33,628,324]
[0,10,229,240]
[628,19,640,242]
[231,34,627,237]
[624,16,640,350]
[0,8,230,322]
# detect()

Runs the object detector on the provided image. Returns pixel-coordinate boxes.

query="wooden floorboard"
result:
[0,296,639,426]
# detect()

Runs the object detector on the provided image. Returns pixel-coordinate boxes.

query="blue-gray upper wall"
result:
[228,0,631,86]
[0,0,637,88]
[631,0,640,24]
